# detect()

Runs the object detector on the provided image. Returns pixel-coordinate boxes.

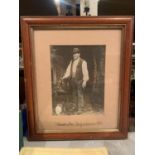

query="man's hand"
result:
[82,81,87,88]
[61,76,67,83]
[61,76,66,81]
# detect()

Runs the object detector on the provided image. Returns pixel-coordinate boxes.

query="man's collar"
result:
[73,57,80,62]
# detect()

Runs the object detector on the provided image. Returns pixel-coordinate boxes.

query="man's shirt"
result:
[63,58,89,82]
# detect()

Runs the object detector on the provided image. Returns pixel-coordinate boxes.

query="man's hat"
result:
[73,48,80,54]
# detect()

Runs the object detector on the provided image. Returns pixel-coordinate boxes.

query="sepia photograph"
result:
[50,45,106,115]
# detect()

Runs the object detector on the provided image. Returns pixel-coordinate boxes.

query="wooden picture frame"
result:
[21,16,133,140]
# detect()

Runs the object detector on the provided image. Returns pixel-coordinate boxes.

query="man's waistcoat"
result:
[70,58,83,82]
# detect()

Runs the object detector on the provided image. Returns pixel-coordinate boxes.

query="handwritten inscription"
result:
[56,122,102,127]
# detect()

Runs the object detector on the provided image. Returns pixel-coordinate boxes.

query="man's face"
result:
[73,53,80,60]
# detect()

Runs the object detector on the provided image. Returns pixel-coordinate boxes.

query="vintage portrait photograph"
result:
[21,17,133,139]
[50,45,106,116]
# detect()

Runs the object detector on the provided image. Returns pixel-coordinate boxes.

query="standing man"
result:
[62,48,89,113]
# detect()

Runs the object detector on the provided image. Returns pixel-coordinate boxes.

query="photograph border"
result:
[21,16,133,140]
